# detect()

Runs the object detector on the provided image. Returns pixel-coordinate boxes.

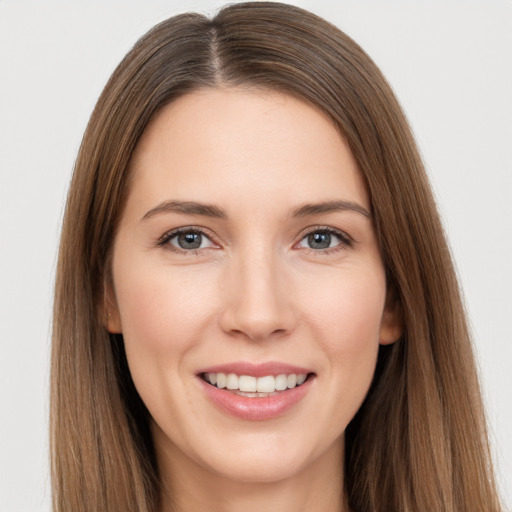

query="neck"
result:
[156,432,347,512]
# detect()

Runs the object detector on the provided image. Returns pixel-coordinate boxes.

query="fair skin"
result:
[107,88,401,512]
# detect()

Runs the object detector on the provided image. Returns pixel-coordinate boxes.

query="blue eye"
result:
[307,232,335,250]
[163,230,215,251]
[297,229,350,251]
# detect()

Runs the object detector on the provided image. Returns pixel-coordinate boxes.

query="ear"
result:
[379,285,403,345]
[103,281,123,334]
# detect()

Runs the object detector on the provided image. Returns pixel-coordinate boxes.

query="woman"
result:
[51,2,502,511]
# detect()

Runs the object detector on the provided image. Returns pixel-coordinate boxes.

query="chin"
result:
[191,427,343,486]
[207,449,314,485]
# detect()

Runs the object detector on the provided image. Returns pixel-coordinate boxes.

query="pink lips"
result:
[198,361,312,377]
[197,361,315,421]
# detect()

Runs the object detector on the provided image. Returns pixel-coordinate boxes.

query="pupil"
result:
[178,232,201,249]
[308,232,331,249]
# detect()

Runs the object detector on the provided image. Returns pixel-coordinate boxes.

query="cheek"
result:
[114,264,216,355]
[301,265,386,412]
[111,256,221,416]
[304,266,386,352]
[112,261,220,427]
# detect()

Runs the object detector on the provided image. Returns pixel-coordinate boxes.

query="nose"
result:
[218,247,296,342]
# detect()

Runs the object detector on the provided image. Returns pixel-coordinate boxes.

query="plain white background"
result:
[0,1,510,510]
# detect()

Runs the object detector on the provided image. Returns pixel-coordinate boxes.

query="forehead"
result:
[126,87,369,215]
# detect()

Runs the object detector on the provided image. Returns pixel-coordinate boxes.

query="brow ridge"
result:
[141,200,228,221]
[141,199,371,222]
[291,200,371,219]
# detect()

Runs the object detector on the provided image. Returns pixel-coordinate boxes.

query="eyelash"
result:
[297,226,353,255]
[156,225,353,255]
[156,226,219,255]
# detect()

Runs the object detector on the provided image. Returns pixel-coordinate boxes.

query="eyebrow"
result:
[291,200,372,219]
[141,200,228,221]
[141,199,371,222]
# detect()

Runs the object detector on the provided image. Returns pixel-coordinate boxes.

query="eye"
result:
[297,228,351,251]
[159,228,216,252]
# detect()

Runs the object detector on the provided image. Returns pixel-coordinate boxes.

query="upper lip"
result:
[197,361,314,378]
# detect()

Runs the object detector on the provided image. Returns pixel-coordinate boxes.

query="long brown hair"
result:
[51,2,502,511]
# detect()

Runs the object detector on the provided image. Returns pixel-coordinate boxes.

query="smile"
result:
[202,372,308,396]
[197,362,315,420]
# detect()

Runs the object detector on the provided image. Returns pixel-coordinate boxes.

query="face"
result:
[107,88,401,485]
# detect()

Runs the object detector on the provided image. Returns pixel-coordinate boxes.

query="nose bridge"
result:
[220,241,293,340]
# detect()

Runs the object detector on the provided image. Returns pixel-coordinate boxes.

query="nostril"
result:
[218,279,296,341]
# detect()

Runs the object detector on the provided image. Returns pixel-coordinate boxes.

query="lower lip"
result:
[199,376,314,421]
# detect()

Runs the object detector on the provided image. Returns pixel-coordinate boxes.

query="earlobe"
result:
[103,283,123,333]
[379,287,403,345]
[104,309,123,333]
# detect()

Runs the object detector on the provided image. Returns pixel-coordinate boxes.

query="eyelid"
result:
[156,226,221,251]
[294,225,353,252]
[155,224,353,254]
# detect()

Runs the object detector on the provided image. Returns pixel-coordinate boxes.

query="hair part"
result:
[51,2,502,511]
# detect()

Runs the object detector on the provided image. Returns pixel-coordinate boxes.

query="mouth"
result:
[197,363,316,421]
[200,372,312,397]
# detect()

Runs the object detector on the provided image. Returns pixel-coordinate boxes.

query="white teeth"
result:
[275,374,288,391]
[239,375,257,392]
[205,372,309,392]
[216,373,226,389]
[226,373,238,390]
[256,375,275,393]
